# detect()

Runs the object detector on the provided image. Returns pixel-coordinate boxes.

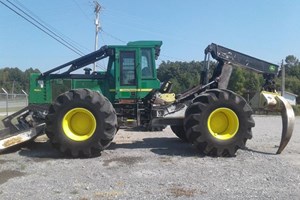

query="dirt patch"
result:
[0,170,26,185]
[103,156,143,167]
[0,160,11,164]
[167,186,198,198]
[94,190,124,199]
[159,156,174,164]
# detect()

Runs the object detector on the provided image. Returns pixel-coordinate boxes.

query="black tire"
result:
[45,89,117,157]
[170,125,188,142]
[184,89,254,157]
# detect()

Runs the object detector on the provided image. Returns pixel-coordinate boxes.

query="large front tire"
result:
[45,89,117,157]
[184,89,254,157]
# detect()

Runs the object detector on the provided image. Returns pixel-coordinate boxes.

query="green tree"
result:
[227,68,246,95]
[285,55,300,79]
[0,67,40,93]
[284,75,300,104]
[285,55,299,66]
[158,61,202,93]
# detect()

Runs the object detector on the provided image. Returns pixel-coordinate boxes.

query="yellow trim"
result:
[109,88,153,92]
[207,107,239,140]
[119,88,152,92]
[62,108,96,141]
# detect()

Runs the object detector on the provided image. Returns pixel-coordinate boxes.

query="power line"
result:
[7,0,85,55]
[71,0,124,55]
[1,0,185,68]
[15,0,91,53]
[72,0,92,21]
[0,0,84,56]
[1,0,108,71]
[102,29,126,44]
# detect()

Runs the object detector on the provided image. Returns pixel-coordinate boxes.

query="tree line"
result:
[0,67,40,93]
[157,55,300,104]
[0,55,299,104]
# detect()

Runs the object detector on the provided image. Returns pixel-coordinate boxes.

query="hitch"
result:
[249,91,295,154]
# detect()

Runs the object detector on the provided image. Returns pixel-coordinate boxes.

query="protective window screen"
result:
[120,51,136,85]
[141,48,154,79]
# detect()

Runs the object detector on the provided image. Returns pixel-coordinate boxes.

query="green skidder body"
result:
[1,41,294,158]
[29,41,163,128]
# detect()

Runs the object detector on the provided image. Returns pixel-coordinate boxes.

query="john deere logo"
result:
[269,65,276,72]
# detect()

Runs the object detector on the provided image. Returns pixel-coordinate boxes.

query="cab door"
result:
[139,48,160,98]
[116,49,138,100]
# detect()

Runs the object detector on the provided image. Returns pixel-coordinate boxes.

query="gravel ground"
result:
[0,115,299,200]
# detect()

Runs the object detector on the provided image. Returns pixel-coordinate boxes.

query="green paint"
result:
[269,65,276,72]
[28,41,162,105]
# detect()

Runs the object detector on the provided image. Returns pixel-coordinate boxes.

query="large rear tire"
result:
[184,89,254,157]
[45,89,117,157]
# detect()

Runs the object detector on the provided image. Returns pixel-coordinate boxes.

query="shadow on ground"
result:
[1,136,276,159]
[17,140,64,159]
[108,137,204,157]
[1,135,203,159]
[0,139,63,160]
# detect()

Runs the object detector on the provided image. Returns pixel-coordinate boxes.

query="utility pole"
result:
[93,0,101,72]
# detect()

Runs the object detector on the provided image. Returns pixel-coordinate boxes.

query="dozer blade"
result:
[250,91,295,154]
[0,123,45,150]
[0,105,47,152]
[0,123,45,151]
[275,96,295,154]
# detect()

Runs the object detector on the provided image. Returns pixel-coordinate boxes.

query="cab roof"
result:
[108,41,163,49]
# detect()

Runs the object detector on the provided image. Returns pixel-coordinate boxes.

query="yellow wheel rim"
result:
[207,107,239,140]
[62,108,96,141]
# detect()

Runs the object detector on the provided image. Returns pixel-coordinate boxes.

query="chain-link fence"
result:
[0,89,28,116]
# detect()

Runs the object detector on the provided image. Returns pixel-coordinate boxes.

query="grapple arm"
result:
[204,43,295,154]
[249,91,295,154]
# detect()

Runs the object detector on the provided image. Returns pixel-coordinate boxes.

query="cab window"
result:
[108,57,115,77]
[141,48,154,79]
[120,51,136,85]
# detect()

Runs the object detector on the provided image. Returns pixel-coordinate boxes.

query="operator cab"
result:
[107,41,162,102]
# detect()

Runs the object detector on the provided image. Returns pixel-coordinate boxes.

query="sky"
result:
[0,0,300,72]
